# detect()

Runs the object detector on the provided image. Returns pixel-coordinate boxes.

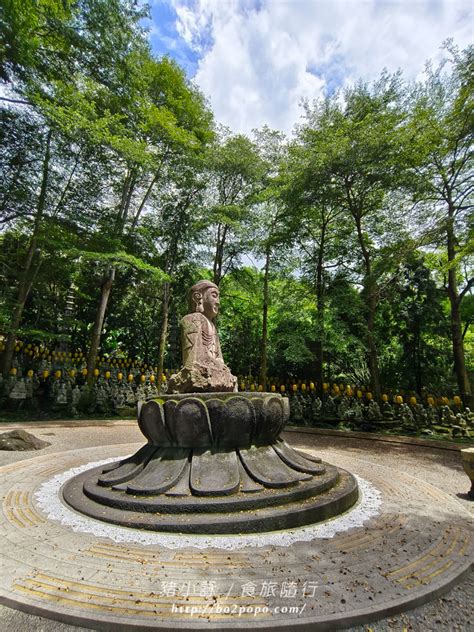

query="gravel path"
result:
[0,422,472,631]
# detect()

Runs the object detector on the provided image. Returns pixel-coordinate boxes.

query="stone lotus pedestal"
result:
[63,392,359,534]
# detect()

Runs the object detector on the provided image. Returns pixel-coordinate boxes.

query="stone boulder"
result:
[0,429,51,451]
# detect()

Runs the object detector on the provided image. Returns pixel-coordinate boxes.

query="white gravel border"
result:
[35,456,382,550]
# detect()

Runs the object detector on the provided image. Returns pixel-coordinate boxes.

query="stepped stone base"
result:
[62,392,359,533]
[63,444,358,533]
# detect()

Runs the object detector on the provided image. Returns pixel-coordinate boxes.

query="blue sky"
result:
[147,1,202,75]
[145,0,473,135]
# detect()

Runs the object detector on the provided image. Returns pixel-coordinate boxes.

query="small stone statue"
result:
[310,396,322,421]
[324,395,337,418]
[441,405,457,427]
[426,403,438,425]
[411,403,427,428]
[352,401,364,421]
[383,401,394,419]
[56,382,68,405]
[95,384,108,413]
[289,394,304,424]
[136,383,147,403]
[462,407,474,428]
[452,414,471,439]
[400,403,415,430]
[124,383,136,407]
[24,375,35,399]
[167,280,238,393]
[367,400,381,421]
[111,385,125,411]
[337,394,350,419]
[145,382,158,399]
[9,378,27,400]
[70,385,81,417]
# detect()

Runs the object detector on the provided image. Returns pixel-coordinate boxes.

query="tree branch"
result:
[0,96,31,106]
[459,277,473,302]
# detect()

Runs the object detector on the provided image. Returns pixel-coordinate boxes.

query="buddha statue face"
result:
[202,286,220,320]
[189,280,220,320]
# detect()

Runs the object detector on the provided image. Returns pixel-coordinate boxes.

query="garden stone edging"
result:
[284,425,471,451]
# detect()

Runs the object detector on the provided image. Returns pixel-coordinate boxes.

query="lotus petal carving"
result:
[138,392,289,448]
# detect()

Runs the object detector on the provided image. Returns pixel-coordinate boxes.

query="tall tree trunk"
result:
[157,282,171,392]
[449,290,471,405]
[115,168,137,233]
[130,149,170,231]
[130,172,158,231]
[213,224,221,284]
[366,286,382,400]
[414,331,423,394]
[314,222,326,399]
[1,129,52,377]
[86,268,116,386]
[350,198,382,400]
[446,203,472,406]
[84,168,137,386]
[213,224,228,286]
[155,189,202,388]
[259,246,270,391]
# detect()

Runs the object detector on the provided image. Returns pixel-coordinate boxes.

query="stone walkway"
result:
[0,421,472,631]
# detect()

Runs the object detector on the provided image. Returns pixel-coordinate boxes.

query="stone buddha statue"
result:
[167,280,238,393]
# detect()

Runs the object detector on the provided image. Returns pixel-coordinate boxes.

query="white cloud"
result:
[167,0,473,136]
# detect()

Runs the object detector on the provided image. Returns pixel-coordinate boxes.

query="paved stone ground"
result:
[287,430,473,631]
[1,579,472,632]
[0,421,472,631]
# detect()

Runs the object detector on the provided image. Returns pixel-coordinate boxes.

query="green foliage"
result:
[68,249,168,282]
[377,255,453,391]
[218,270,263,376]
[0,9,471,398]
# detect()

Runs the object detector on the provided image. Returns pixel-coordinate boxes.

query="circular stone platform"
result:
[63,459,358,534]
[0,441,472,630]
[62,393,359,533]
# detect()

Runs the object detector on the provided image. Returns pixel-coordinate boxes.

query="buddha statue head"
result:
[188,280,220,320]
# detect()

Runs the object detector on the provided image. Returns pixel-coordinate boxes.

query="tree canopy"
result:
[0,4,472,403]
